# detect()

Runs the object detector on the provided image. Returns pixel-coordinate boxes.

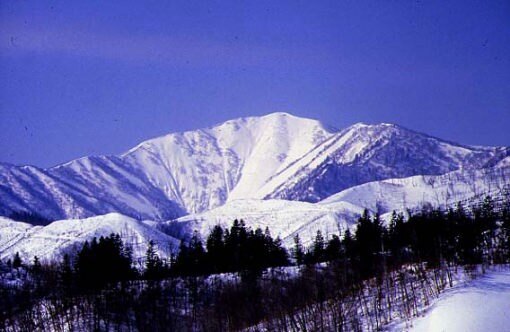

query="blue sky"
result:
[1,0,509,167]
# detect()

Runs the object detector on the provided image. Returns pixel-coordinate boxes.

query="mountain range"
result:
[0,112,509,259]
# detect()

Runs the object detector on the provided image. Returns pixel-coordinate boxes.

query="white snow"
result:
[389,268,510,332]
[2,161,504,262]
[321,163,510,215]
[122,112,335,214]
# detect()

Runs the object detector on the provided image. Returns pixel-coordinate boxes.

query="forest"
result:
[1,195,509,331]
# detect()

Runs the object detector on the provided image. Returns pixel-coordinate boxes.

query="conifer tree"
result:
[311,230,326,263]
[61,254,73,291]
[145,240,165,279]
[325,234,342,261]
[12,252,22,269]
[292,234,305,265]
[206,225,225,272]
[32,256,41,274]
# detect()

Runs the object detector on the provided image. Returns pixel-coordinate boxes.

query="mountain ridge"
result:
[0,112,508,222]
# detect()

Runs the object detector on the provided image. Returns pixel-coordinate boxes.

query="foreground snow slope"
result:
[0,213,179,263]
[389,268,510,332]
[1,113,508,221]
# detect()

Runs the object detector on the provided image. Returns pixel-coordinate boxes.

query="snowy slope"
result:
[388,269,510,332]
[0,213,180,263]
[0,217,42,255]
[120,112,334,213]
[0,163,507,261]
[321,158,510,215]
[167,162,510,246]
[0,161,184,222]
[0,113,508,222]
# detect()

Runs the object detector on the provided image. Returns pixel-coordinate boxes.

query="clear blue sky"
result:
[1,0,509,167]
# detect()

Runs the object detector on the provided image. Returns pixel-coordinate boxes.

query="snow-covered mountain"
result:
[119,112,333,213]
[0,213,179,263]
[0,161,184,222]
[2,154,507,261]
[265,123,509,202]
[0,112,508,224]
[0,113,334,221]
[1,111,508,259]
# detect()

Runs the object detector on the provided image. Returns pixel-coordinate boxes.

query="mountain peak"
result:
[263,111,294,118]
[231,112,332,129]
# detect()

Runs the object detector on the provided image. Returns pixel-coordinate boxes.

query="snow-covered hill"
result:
[0,161,184,222]
[168,199,364,247]
[0,112,508,223]
[321,156,510,215]
[0,213,179,263]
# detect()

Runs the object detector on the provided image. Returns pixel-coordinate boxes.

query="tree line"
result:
[292,196,509,278]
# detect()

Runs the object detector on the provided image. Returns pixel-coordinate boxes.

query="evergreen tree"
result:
[61,254,73,291]
[145,240,165,280]
[355,209,384,277]
[292,234,305,265]
[12,252,22,269]
[325,234,342,261]
[175,232,206,276]
[188,231,206,275]
[308,230,326,263]
[173,220,289,277]
[32,256,41,274]
[74,234,135,289]
[388,211,406,263]
[206,225,226,273]
[267,236,289,268]
[342,229,355,261]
